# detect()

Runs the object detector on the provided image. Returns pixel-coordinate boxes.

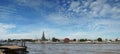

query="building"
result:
[41,32,46,41]
[64,38,70,43]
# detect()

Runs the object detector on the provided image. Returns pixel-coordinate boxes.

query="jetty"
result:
[0,45,28,54]
[0,39,28,54]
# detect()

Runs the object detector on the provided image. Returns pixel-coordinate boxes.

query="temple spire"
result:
[41,31,46,41]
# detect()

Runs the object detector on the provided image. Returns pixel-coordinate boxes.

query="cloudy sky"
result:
[0,0,120,39]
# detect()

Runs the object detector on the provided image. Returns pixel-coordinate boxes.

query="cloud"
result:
[15,0,58,12]
[68,1,80,13]
[89,0,120,19]
[0,6,17,19]
[67,31,120,39]
[0,0,119,39]
[0,23,16,39]
[0,6,27,22]
[89,0,105,17]
[0,23,67,39]
[59,0,120,19]
[0,23,38,39]
[47,14,71,25]
[95,20,120,32]
[15,0,41,6]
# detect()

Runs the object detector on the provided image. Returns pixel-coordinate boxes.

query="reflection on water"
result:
[26,44,120,54]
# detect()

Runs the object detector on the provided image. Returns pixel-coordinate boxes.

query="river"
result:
[26,43,120,54]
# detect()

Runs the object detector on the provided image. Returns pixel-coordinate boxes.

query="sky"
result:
[0,0,120,40]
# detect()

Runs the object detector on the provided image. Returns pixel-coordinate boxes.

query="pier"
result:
[0,45,28,54]
[0,39,28,54]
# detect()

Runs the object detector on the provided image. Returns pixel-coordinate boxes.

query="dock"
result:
[0,50,3,54]
[0,45,28,54]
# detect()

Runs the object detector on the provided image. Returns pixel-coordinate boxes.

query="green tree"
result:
[79,39,87,42]
[73,39,76,41]
[8,38,11,42]
[97,38,102,42]
[109,39,112,42]
[115,38,118,42]
[85,39,87,41]
[52,37,58,42]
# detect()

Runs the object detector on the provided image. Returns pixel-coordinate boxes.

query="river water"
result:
[26,43,120,54]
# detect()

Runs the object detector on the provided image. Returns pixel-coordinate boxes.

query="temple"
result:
[41,32,46,41]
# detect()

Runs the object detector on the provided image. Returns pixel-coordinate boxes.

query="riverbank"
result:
[26,42,120,44]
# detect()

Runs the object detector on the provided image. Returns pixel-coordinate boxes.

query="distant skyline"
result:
[0,0,120,39]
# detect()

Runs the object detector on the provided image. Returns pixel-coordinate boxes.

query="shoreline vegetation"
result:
[30,42,120,44]
[1,32,120,45]
[1,41,120,46]
[0,38,120,45]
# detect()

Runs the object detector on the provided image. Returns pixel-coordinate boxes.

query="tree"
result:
[115,38,118,42]
[105,39,108,41]
[8,38,11,42]
[52,37,58,42]
[73,39,76,41]
[97,38,102,42]
[85,39,87,41]
[109,39,112,42]
[79,39,87,42]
